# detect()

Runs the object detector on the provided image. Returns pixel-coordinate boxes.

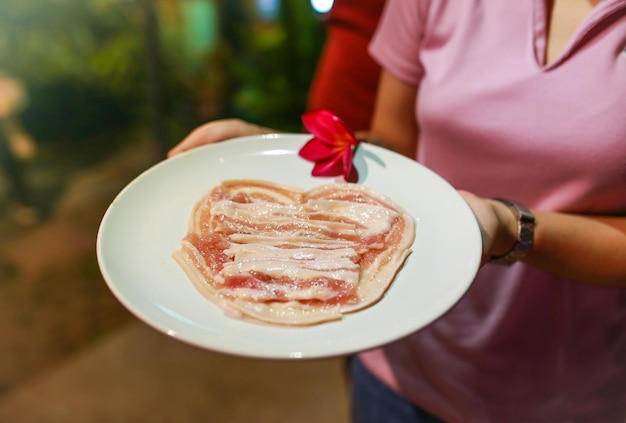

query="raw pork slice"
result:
[173,180,415,325]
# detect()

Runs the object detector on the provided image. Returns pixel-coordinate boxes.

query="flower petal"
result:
[311,153,344,177]
[342,147,358,183]
[302,110,357,147]
[299,110,361,182]
[298,137,342,161]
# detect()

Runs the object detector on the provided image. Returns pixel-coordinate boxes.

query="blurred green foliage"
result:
[0,0,325,147]
[0,0,138,88]
[220,0,326,131]
[0,0,144,144]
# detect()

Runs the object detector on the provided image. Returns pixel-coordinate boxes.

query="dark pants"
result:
[350,356,446,423]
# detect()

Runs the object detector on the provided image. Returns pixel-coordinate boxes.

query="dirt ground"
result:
[0,137,160,396]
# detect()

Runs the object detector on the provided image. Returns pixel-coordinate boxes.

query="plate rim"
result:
[96,133,482,359]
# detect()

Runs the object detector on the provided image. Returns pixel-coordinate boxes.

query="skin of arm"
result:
[367,71,419,158]
[523,210,626,286]
[371,70,626,287]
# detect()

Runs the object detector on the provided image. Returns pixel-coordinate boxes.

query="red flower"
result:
[299,110,360,183]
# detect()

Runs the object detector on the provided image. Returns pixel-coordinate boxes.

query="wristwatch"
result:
[490,198,536,266]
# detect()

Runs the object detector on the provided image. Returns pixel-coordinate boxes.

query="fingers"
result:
[167,119,275,158]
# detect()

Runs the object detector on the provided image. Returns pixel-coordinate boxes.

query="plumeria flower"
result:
[299,109,360,183]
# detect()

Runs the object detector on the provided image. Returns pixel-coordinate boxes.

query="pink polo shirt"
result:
[361,1,626,422]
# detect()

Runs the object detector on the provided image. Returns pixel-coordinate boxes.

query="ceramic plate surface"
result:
[96,134,481,359]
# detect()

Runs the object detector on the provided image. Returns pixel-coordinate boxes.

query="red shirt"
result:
[307,0,386,132]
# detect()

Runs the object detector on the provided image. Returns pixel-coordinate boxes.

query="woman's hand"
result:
[167,119,275,158]
[458,191,518,266]
[460,191,626,286]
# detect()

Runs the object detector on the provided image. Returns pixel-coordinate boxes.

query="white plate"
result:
[96,134,481,359]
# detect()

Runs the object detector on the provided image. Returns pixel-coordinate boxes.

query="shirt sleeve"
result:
[368,0,428,85]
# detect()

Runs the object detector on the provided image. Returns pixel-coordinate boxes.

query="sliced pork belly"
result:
[173,179,415,325]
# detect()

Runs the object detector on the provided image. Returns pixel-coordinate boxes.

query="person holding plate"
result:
[169,0,626,422]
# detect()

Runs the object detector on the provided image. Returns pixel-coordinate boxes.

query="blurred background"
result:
[0,0,326,220]
[0,0,350,421]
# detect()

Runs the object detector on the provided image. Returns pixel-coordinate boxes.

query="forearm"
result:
[463,194,626,287]
[523,211,626,287]
[367,71,419,158]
